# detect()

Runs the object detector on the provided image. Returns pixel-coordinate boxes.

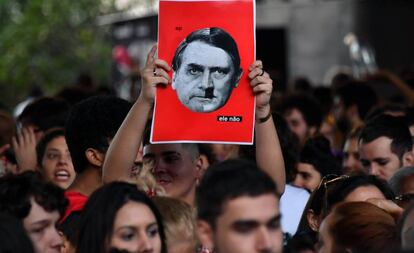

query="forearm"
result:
[102,97,152,183]
[255,105,286,195]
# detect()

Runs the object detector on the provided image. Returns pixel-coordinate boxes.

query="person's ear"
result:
[233,68,243,88]
[85,148,105,167]
[199,154,210,171]
[172,71,177,89]
[306,209,320,232]
[402,150,414,167]
[197,220,215,250]
[195,155,204,184]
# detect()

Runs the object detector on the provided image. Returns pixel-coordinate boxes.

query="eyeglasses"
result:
[395,193,414,204]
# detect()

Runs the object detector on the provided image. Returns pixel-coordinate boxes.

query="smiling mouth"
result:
[154,174,173,186]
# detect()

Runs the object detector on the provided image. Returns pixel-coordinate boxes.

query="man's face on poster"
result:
[172,41,241,113]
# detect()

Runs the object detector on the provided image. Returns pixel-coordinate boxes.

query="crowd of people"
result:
[1,42,414,253]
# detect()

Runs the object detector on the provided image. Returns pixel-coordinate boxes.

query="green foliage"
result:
[0,0,116,107]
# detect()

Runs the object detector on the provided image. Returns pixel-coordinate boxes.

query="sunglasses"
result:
[316,174,349,216]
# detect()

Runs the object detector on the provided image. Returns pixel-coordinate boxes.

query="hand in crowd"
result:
[12,127,37,173]
[248,60,272,118]
[140,44,171,105]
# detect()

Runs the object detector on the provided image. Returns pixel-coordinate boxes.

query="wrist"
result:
[256,104,270,118]
[256,105,272,124]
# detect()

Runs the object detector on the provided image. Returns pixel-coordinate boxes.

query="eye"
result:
[163,154,180,164]
[212,68,229,79]
[120,231,136,241]
[29,225,46,235]
[378,160,389,166]
[188,67,202,75]
[147,225,159,238]
[267,219,281,230]
[46,153,59,160]
[360,160,370,167]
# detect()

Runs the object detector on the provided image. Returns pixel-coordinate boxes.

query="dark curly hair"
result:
[0,171,68,219]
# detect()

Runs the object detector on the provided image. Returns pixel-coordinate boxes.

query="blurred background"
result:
[1,0,413,109]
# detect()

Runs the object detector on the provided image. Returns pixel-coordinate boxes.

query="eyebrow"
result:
[46,148,61,152]
[187,63,230,72]
[143,151,181,159]
[187,63,204,70]
[232,214,281,228]
[116,222,158,231]
[30,219,50,226]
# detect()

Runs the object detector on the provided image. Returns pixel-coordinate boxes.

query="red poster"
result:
[151,0,255,144]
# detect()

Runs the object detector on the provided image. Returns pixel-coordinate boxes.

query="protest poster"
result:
[151,0,255,144]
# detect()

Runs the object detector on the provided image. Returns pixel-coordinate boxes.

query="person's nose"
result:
[369,164,379,176]
[150,158,167,174]
[292,175,304,188]
[255,228,272,252]
[57,154,68,166]
[198,70,213,89]
[50,227,64,251]
[138,233,154,253]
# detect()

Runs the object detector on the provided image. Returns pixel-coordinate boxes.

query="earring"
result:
[199,245,213,253]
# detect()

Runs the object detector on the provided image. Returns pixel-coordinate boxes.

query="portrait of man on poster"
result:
[171,27,243,113]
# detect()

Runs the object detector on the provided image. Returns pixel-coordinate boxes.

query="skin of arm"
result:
[103,47,286,195]
[249,61,286,195]
[102,45,171,183]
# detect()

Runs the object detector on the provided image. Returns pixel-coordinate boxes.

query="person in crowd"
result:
[293,136,342,192]
[58,211,81,253]
[63,96,131,220]
[359,114,414,180]
[36,128,75,189]
[197,144,217,171]
[388,166,414,208]
[76,182,167,253]
[342,126,364,175]
[399,203,414,250]
[332,81,377,136]
[296,175,395,251]
[272,113,309,236]
[17,97,70,141]
[152,196,197,253]
[196,159,283,253]
[0,213,35,253]
[208,143,240,163]
[12,97,70,172]
[0,171,68,253]
[365,103,408,120]
[318,201,399,253]
[277,94,323,146]
[102,45,286,206]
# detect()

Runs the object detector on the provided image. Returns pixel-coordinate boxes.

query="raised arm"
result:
[249,61,286,194]
[102,45,171,183]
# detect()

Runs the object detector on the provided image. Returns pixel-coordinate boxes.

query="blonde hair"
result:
[152,196,197,251]
[134,161,165,197]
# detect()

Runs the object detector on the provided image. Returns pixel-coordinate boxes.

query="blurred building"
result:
[99,0,414,92]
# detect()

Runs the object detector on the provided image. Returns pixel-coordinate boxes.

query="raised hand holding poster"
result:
[151,0,255,144]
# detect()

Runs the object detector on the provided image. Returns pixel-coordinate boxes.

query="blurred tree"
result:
[0,0,155,108]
